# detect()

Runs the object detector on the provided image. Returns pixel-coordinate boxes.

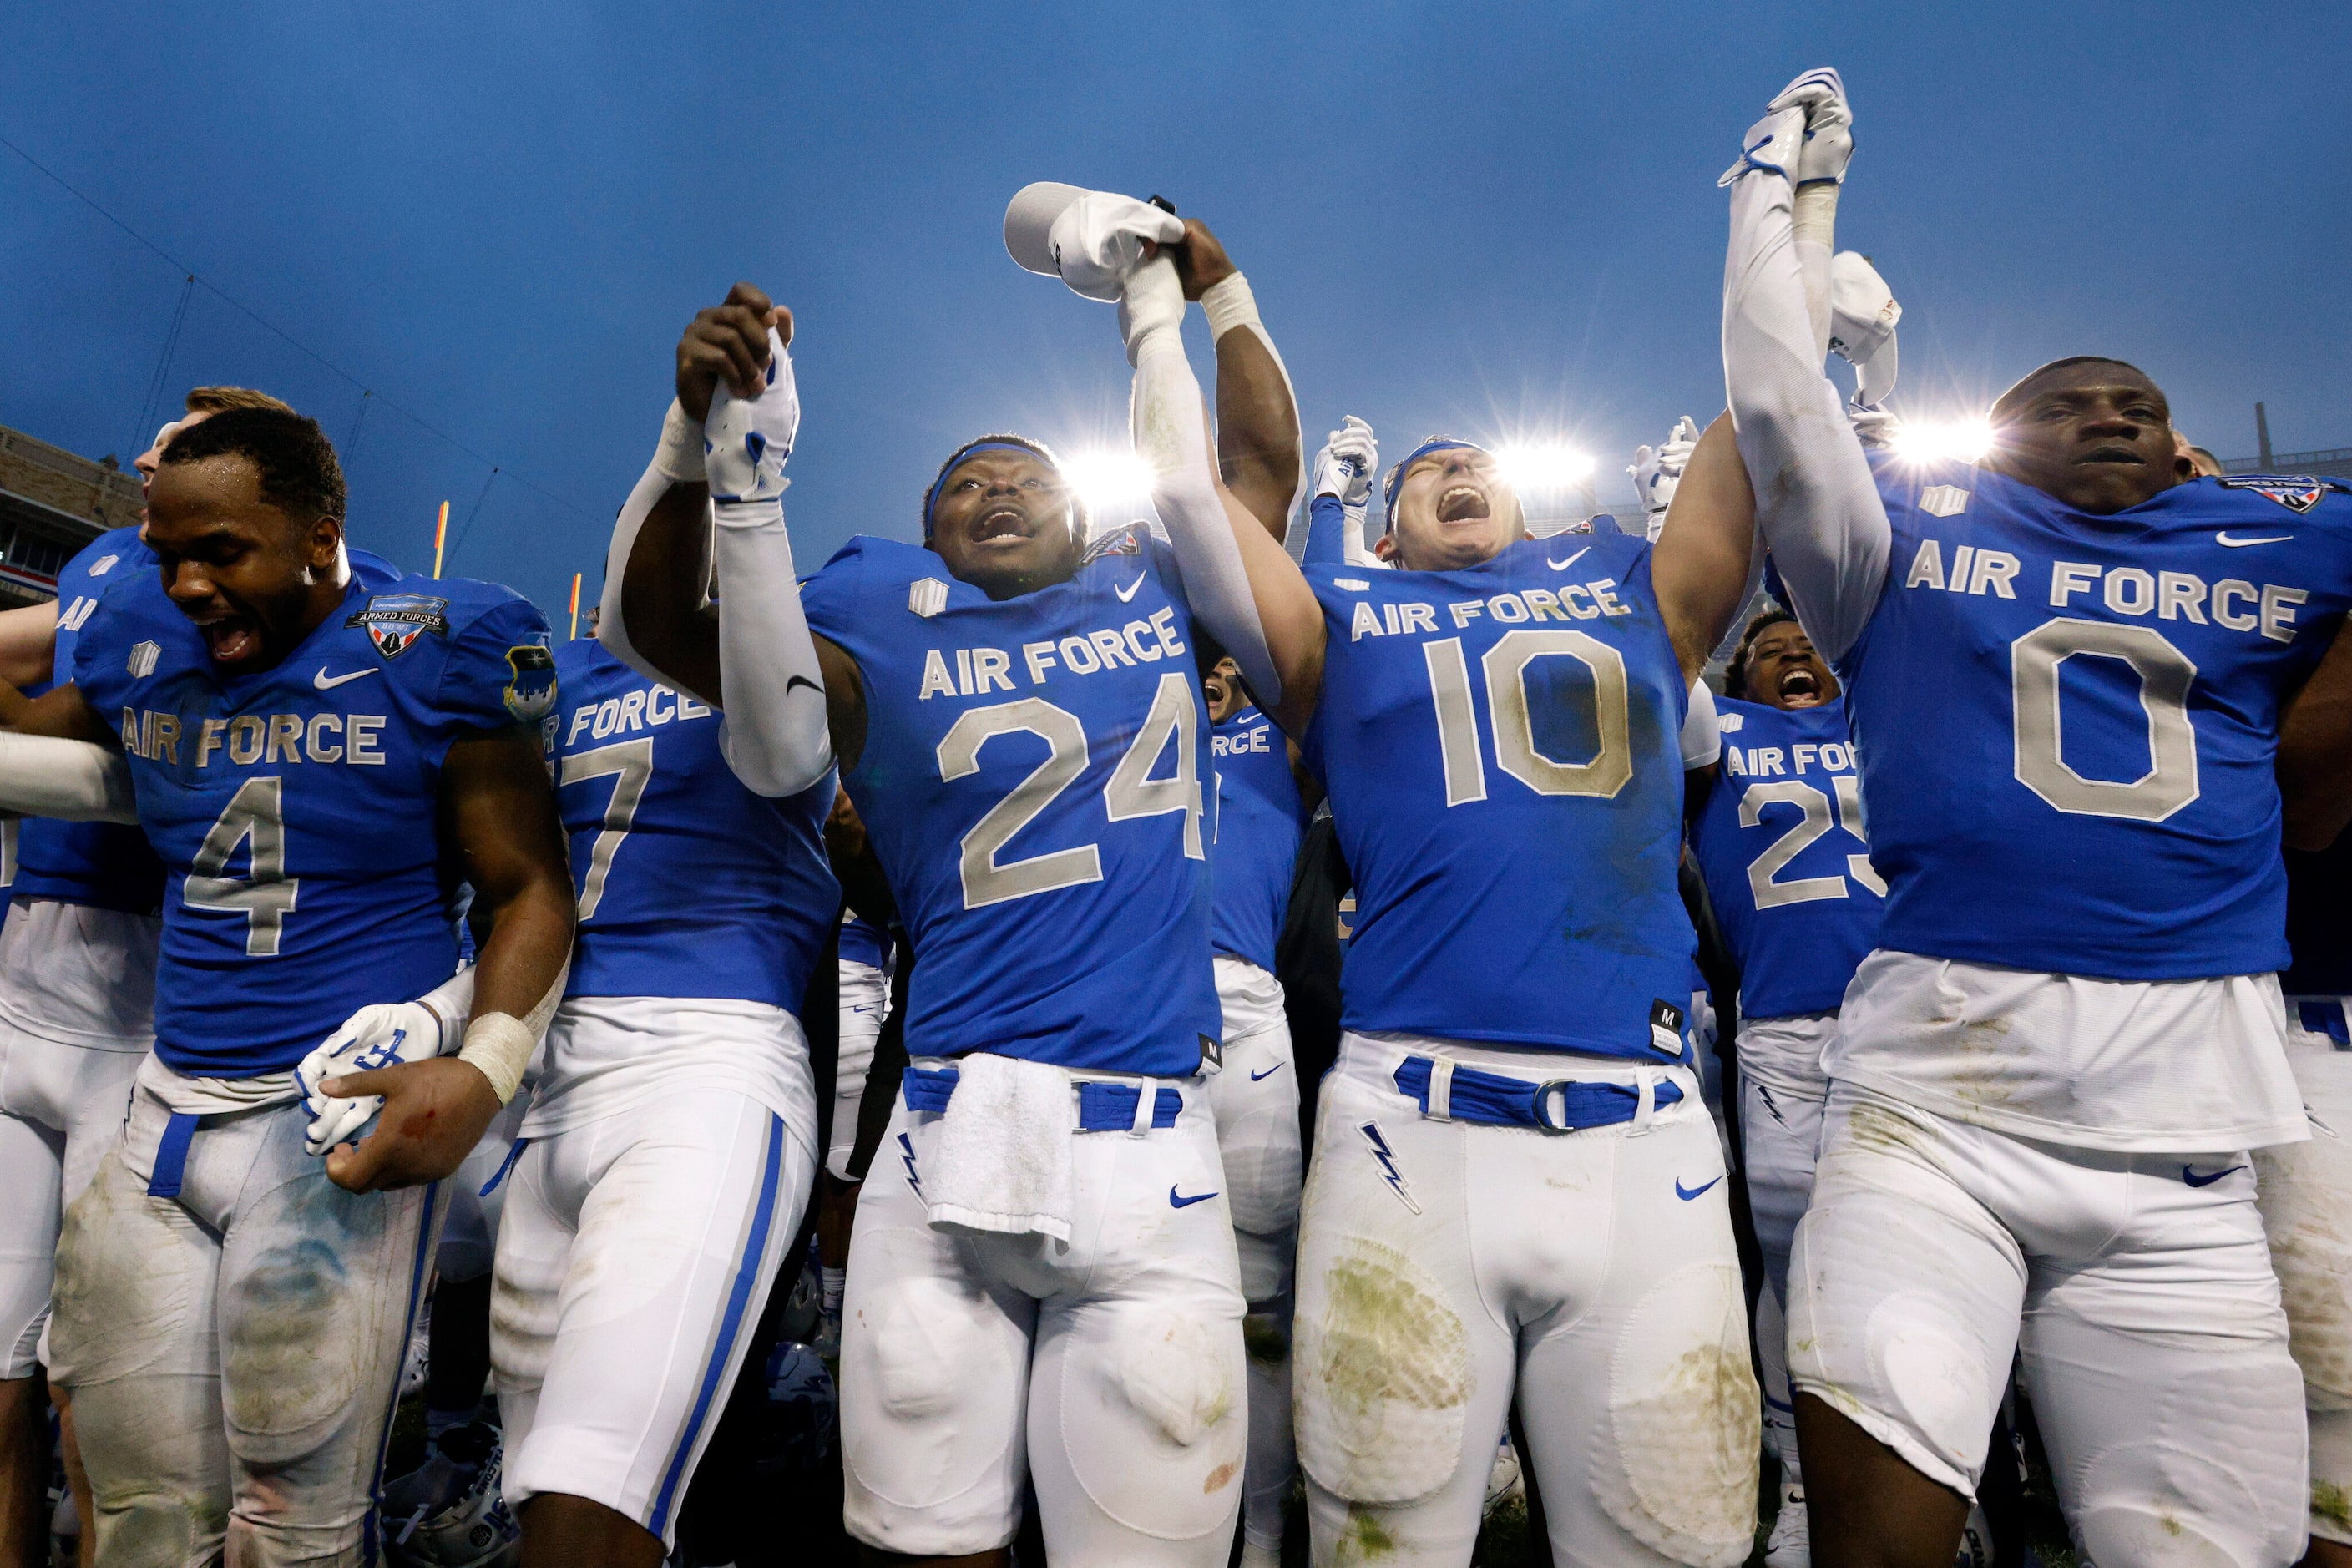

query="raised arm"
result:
[1719,68,1891,665]
[1170,221,1304,542]
[1651,414,1759,684]
[599,284,862,793]
[1123,249,1326,735]
[1302,418,1378,566]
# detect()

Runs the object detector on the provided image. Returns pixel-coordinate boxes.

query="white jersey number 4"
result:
[938,672,1203,910]
[184,776,299,957]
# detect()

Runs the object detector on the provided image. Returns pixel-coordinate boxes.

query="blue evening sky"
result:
[4,2,2345,622]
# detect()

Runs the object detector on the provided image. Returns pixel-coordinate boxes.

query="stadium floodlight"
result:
[1889,417,1994,465]
[1492,444,1596,491]
[1060,448,1157,521]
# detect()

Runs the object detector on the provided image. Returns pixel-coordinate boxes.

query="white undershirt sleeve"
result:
[1124,256,1282,707]
[0,732,138,823]
[709,493,835,800]
[1723,166,1892,665]
[1681,680,1723,771]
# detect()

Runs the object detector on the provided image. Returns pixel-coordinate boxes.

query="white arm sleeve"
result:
[1680,680,1722,770]
[1723,164,1893,665]
[710,494,836,799]
[0,732,138,823]
[1124,256,1282,707]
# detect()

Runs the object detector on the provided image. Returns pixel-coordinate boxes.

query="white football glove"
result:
[1847,402,1903,450]
[1721,66,1851,188]
[294,997,463,1156]
[1829,251,1900,405]
[704,326,799,511]
[1313,417,1378,507]
[1047,191,1186,303]
[1632,416,1702,539]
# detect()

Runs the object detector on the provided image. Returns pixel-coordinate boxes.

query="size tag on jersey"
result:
[1199,1033,1222,1071]
[1648,999,1686,1059]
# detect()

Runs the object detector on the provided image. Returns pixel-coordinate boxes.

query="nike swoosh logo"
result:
[785,675,822,695]
[1248,1064,1283,1081]
[1115,574,1146,603]
[2182,1165,2244,1187]
[2216,532,2292,547]
[1169,1186,1218,1208]
[313,666,379,690]
[1674,1176,1723,1201]
[1547,547,1591,572]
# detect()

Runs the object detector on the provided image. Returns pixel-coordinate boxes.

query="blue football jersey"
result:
[18,528,167,913]
[799,526,1219,1075]
[840,913,888,970]
[74,569,555,1075]
[547,637,837,1009]
[1689,695,1883,1018]
[1843,462,2352,980]
[1301,534,1697,1059]
[1210,702,1306,971]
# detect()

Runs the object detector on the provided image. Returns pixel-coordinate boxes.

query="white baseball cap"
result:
[1003,183,1185,302]
[1004,181,1091,276]
[1830,250,1902,407]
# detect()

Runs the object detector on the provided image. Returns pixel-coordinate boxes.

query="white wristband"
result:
[1199,271,1262,341]
[456,1012,536,1105]
[653,398,706,484]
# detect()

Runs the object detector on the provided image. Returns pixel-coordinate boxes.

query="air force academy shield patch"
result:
[503,644,558,722]
[347,594,451,658]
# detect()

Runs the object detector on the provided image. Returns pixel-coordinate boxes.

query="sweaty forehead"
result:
[945,450,1059,488]
[1996,362,2165,420]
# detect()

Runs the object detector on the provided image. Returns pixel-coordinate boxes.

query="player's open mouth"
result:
[1778,666,1823,706]
[197,613,262,663]
[969,506,1034,545]
[1436,485,1490,524]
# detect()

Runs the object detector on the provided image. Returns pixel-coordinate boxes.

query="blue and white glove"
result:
[1048,191,1186,303]
[1313,417,1378,508]
[1632,416,1702,542]
[704,326,799,524]
[1829,250,1900,406]
[295,995,463,1156]
[1721,66,1851,187]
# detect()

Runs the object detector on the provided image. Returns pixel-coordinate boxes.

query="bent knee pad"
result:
[1061,1308,1248,1540]
[1219,1104,1303,1237]
[1590,1263,1759,1568]
[1293,1238,1471,1505]
[221,1182,404,1462]
[840,1232,1023,1508]
[48,1156,209,1388]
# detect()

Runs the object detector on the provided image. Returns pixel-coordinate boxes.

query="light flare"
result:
[1058,448,1157,522]
[1889,417,1994,465]
[1492,445,1596,491]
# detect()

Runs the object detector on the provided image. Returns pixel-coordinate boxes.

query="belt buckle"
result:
[1531,1080,1576,1133]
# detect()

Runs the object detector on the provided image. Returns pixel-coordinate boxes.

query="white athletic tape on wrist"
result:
[653,398,706,483]
[457,1013,536,1106]
[1200,271,1262,341]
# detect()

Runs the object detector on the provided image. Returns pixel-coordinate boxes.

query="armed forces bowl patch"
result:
[348,594,451,658]
[503,643,558,722]
[2218,475,2347,514]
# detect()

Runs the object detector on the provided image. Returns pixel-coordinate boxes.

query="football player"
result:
[1202,651,1319,1568]
[1272,407,1758,1566]
[0,406,576,1566]
[480,625,837,1568]
[2269,831,2352,1568]
[1708,66,2352,1568]
[599,193,1318,1565]
[1687,609,1883,1568]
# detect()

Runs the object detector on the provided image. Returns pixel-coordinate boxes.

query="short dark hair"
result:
[159,406,346,525]
[1990,357,2158,422]
[1725,608,1800,701]
[183,385,296,417]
